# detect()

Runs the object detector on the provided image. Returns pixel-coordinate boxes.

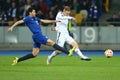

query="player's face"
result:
[64,10,70,16]
[30,10,36,17]
[66,11,70,16]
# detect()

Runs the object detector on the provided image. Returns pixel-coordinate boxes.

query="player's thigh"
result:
[70,41,79,48]
[56,33,66,47]
[66,36,74,44]
[66,36,79,47]
[56,36,66,47]
[46,38,65,47]
[46,39,55,46]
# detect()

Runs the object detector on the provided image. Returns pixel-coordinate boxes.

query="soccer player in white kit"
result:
[47,6,91,65]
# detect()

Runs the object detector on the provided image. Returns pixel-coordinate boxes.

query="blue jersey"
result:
[23,16,48,47]
[23,16,42,34]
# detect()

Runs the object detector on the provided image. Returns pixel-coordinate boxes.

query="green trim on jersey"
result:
[68,19,72,32]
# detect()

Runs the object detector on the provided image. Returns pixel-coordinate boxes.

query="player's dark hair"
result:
[26,7,35,15]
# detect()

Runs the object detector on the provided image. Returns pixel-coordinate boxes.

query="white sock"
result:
[75,48,86,58]
[49,51,57,58]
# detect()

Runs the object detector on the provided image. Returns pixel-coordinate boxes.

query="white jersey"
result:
[56,11,73,34]
[55,11,75,47]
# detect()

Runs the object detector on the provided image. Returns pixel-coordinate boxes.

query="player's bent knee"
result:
[32,48,40,57]
[32,50,39,56]
[32,52,38,57]
[71,41,79,48]
[56,50,61,54]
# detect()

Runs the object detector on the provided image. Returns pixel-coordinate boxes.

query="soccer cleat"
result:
[11,57,19,65]
[68,47,76,56]
[81,57,91,61]
[47,55,55,65]
[47,56,51,65]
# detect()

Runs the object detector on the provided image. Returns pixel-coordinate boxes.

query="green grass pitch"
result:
[0,56,120,80]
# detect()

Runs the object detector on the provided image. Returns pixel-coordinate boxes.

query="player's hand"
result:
[55,20,61,22]
[72,17,76,21]
[51,27,56,31]
[7,27,13,32]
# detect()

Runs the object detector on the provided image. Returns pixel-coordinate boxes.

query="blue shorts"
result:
[32,33,48,48]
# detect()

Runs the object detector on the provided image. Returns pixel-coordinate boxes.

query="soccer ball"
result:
[104,49,113,58]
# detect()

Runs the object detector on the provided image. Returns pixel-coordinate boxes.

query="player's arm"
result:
[60,16,72,19]
[40,19,60,23]
[57,12,75,20]
[8,20,24,32]
[59,16,75,20]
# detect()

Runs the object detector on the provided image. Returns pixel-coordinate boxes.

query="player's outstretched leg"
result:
[11,54,35,65]
[53,43,75,56]
[53,43,69,54]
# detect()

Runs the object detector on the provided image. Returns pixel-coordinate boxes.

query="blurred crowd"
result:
[107,11,120,26]
[0,0,110,26]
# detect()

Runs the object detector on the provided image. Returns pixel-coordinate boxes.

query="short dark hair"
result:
[27,7,35,15]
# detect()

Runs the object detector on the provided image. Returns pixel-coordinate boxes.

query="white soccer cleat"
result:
[46,56,51,65]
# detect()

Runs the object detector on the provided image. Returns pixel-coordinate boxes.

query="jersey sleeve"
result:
[36,17,41,22]
[56,12,73,20]
[23,17,29,23]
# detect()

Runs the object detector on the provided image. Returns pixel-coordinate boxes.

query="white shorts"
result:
[56,32,75,47]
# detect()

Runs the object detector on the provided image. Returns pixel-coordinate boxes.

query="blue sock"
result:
[18,54,35,62]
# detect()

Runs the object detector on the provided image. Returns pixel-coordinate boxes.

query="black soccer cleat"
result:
[81,58,91,61]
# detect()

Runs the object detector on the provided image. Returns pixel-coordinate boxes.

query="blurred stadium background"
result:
[0,0,120,50]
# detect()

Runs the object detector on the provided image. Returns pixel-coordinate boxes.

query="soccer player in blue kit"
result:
[7,7,75,65]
